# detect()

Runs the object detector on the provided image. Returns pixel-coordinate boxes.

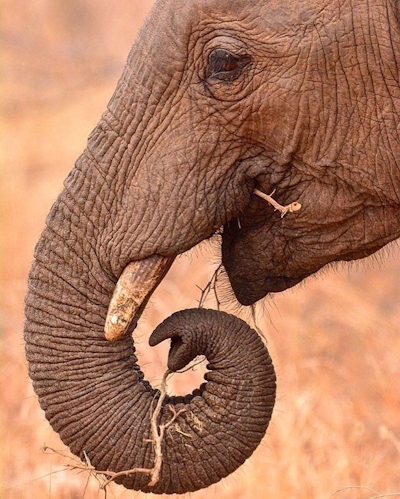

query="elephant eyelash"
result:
[206,49,251,82]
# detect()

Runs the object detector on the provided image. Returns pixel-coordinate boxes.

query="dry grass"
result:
[1,2,400,498]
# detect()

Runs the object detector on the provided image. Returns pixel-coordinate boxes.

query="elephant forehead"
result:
[147,0,331,53]
[138,0,400,74]
[176,0,330,28]
[163,0,386,40]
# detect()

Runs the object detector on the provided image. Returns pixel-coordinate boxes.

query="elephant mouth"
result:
[263,275,308,293]
[231,274,311,305]
[104,180,307,337]
[104,256,309,343]
[105,255,175,341]
[104,243,308,341]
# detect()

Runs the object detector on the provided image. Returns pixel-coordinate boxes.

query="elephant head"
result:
[25,0,400,494]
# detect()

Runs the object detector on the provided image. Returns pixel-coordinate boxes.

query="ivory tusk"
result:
[105,255,174,341]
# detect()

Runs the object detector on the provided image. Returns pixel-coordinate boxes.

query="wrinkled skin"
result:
[25,0,400,495]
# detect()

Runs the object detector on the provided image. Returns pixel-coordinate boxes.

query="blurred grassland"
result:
[1,2,400,498]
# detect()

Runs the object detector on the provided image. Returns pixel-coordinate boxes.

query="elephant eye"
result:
[206,49,251,82]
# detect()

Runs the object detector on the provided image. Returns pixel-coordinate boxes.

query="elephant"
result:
[24,0,400,495]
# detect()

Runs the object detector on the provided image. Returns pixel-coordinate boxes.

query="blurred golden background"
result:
[1,2,399,498]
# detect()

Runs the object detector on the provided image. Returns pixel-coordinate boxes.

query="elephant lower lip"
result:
[104,255,175,341]
[235,274,309,306]
[263,275,307,293]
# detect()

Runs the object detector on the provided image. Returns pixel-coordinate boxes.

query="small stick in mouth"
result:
[254,188,301,218]
[105,255,174,341]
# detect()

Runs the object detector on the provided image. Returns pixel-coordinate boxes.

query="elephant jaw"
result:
[105,255,175,341]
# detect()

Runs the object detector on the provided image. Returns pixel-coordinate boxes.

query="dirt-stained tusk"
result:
[105,255,174,342]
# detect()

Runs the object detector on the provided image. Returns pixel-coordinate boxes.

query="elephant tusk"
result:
[105,255,175,341]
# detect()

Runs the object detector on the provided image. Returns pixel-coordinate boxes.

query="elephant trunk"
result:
[24,0,276,491]
[24,190,276,494]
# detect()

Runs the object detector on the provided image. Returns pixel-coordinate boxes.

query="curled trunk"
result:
[25,211,276,494]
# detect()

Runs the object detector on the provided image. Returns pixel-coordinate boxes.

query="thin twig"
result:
[198,264,222,309]
[332,485,400,498]
[44,446,152,488]
[43,370,186,490]
[176,356,206,374]
[147,370,186,487]
[254,188,301,218]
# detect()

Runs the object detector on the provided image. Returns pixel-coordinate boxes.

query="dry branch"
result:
[43,369,185,490]
[197,264,223,309]
[254,188,301,218]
